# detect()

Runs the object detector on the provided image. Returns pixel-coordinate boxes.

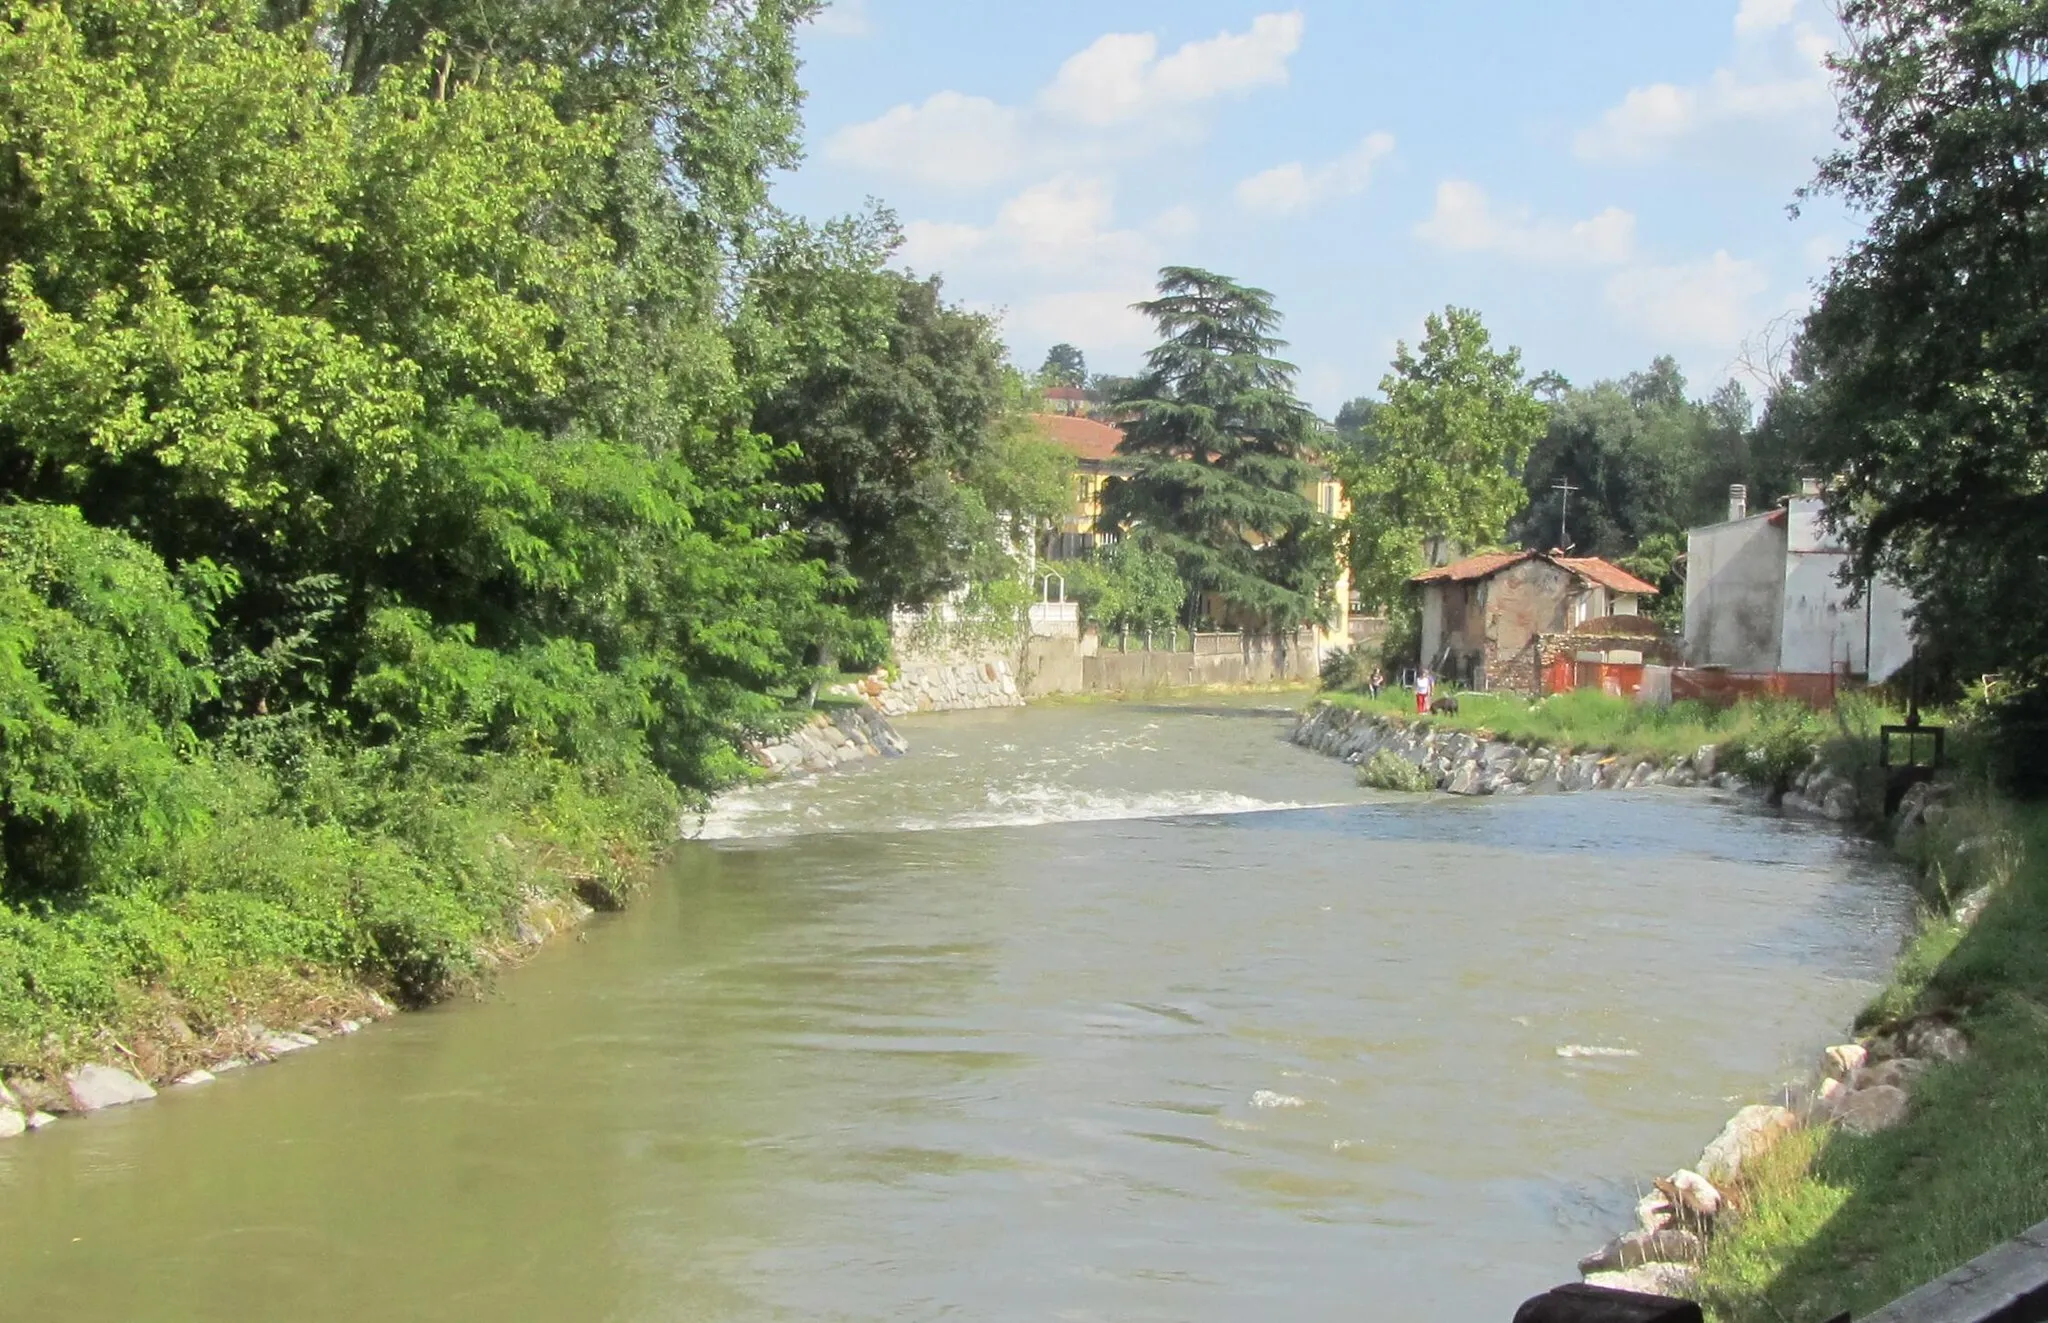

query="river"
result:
[0,700,1910,1321]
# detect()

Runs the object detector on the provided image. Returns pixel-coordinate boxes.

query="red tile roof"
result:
[1031,413,1124,463]
[1409,551,1537,584]
[1409,550,1659,595]
[1555,556,1661,596]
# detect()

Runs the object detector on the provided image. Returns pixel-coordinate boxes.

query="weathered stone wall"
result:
[1084,631,1319,692]
[833,658,1023,717]
[748,704,909,774]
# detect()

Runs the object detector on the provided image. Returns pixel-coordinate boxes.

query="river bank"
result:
[0,705,908,1143]
[1293,690,2040,1320]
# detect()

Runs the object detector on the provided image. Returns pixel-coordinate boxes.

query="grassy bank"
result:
[0,727,687,1084]
[1694,787,2048,1322]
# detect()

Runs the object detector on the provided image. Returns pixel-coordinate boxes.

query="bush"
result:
[1719,699,1824,796]
[1358,748,1435,792]
[1320,646,1365,692]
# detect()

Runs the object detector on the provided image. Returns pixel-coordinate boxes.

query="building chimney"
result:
[1799,477,1823,498]
[1728,484,1748,522]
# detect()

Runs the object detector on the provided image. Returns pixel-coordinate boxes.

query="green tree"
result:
[1066,542,1187,637]
[1097,267,1335,630]
[749,258,1014,617]
[1514,359,1752,558]
[1336,307,1545,609]
[1791,0,2048,686]
[1039,343,1087,388]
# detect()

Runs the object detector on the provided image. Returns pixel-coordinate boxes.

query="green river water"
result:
[0,700,1910,1321]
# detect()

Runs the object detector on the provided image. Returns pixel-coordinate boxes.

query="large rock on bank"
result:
[1698,1104,1797,1185]
[65,1063,156,1111]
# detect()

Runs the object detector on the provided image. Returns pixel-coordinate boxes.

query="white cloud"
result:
[808,0,871,37]
[1413,181,1636,265]
[898,174,1176,278]
[1003,286,1159,356]
[824,12,1305,189]
[896,176,1196,362]
[826,92,1028,190]
[1735,0,1798,35]
[1235,132,1396,215]
[1604,251,1773,347]
[1575,16,1833,162]
[1041,12,1304,127]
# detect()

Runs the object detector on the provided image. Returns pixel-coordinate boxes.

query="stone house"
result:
[1411,550,1659,694]
[1684,481,1915,680]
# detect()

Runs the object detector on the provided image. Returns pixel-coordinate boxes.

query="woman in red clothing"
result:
[1415,668,1433,715]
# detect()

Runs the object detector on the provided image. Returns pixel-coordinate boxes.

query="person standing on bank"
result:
[1415,668,1432,715]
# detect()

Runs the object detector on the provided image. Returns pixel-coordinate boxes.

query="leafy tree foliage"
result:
[1336,307,1544,609]
[1790,0,2048,687]
[0,505,223,899]
[1098,267,1336,630]
[1514,360,1774,558]
[750,245,1060,618]
[0,0,1034,1055]
[1039,342,1087,388]
[1066,542,1187,636]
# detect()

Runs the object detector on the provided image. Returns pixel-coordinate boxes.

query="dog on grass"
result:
[1430,695,1460,717]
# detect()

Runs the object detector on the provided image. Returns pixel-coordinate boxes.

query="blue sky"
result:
[773,0,1851,417]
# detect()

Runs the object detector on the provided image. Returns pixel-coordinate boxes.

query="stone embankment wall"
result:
[832,659,1023,717]
[1082,632,1319,692]
[748,703,909,773]
[1290,703,1727,796]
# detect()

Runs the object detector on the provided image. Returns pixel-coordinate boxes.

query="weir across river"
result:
[0,699,1912,1320]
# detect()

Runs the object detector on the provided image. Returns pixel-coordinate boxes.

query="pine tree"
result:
[1098,267,1334,630]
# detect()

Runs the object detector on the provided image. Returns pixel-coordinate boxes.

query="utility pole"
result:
[1552,479,1578,551]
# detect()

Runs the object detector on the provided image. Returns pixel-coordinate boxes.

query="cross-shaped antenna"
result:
[1553,478,1578,550]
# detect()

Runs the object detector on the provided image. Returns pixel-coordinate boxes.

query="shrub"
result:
[1358,748,1435,792]
[1320,646,1365,692]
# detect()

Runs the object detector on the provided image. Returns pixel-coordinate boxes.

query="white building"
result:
[1684,481,1915,681]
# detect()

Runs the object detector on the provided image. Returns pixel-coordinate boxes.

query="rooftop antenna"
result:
[1553,479,1578,551]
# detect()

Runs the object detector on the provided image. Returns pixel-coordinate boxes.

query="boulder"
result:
[1835,1084,1910,1136]
[0,1108,24,1139]
[1699,1104,1798,1185]
[1695,745,1719,779]
[1822,785,1862,822]
[1583,1263,1697,1298]
[1902,1020,1969,1062]
[27,1111,56,1130]
[1445,762,1484,796]
[259,1031,319,1058]
[1850,1058,1926,1091]
[1824,1044,1868,1079]
[65,1063,156,1111]
[174,1069,216,1087]
[1578,1229,1704,1275]
[1665,1169,1723,1221]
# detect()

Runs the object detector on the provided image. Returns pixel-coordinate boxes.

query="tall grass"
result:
[1695,800,2048,1321]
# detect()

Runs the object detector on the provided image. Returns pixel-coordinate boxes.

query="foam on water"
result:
[1554,1045,1641,1059]
[689,781,1338,841]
